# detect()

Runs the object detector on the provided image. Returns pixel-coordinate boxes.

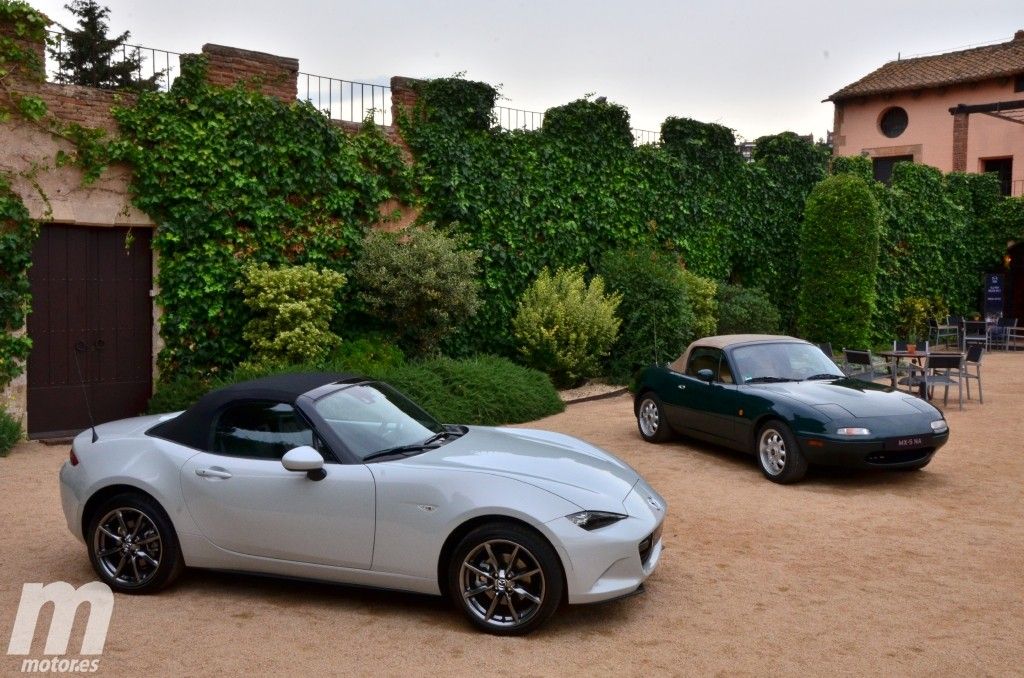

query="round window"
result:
[879,107,908,138]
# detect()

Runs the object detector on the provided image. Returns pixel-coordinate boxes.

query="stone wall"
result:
[201,44,298,102]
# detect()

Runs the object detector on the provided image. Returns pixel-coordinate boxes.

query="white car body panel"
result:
[61,412,666,605]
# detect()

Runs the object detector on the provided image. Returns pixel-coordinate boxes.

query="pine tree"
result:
[49,0,162,91]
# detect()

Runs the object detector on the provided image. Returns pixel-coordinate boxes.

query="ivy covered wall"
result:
[400,78,828,355]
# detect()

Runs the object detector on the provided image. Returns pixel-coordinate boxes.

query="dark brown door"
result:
[27,226,153,438]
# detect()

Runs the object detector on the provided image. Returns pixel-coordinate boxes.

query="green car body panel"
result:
[634,338,949,470]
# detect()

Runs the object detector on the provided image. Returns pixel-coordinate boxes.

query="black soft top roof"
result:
[147,371,361,450]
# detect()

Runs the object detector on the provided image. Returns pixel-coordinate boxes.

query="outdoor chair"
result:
[841,348,880,382]
[930,317,958,347]
[990,317,1018,351]
[962,320,989,352]
[944,315,964,348]
[906,353,964,410]
[963,343,984,404]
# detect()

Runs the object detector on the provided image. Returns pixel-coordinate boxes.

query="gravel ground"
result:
[1,354,1022,676]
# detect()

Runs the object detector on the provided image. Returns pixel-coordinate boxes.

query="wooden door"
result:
[27,226,153,438]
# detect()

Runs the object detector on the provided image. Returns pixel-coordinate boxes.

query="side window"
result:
[719,357,734,384]
[686,347,721,378]
[212,402,314,460]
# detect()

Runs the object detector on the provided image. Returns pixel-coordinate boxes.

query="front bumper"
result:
[547,480,666,605]
[796,430,949,469]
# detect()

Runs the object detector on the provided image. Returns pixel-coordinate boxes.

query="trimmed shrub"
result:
[326,336,406,375]
[0,410,23,457]
[798,174,881,348]
[512,267,622,388]
[352,226,481,357]
[377,355,564,425]
[148,355,563,426]
[716,284,781,335]
[681,269,718,338]
[238,263,347,369]
[598,249,698,381]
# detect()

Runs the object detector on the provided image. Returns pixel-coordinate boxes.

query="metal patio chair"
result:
[963,343,984,404]
[990,317,1017,351]
[906,353,965,410]
[961,320,989,352]
[842,348,880,382]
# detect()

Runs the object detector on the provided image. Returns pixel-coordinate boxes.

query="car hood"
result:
[408,426,641,510]
[752,379,938,417]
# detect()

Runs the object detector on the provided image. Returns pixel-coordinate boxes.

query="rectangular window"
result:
[872,155,914,185]
[1015,74,1024,93]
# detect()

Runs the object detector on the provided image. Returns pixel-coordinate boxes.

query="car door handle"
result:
[195,467,232,479]
[677,384,686,390]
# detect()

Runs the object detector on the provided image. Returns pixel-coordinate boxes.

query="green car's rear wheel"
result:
[636,394,673,443]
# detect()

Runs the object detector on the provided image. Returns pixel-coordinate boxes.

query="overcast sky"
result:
[30,0,1024,140]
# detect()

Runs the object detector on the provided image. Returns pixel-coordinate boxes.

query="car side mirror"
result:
[282,446,326,481]
[697,368,715,383]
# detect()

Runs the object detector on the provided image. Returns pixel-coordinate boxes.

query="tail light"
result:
[69,448,79,466]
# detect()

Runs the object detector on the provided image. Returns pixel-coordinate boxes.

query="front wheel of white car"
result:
[86,492,184,593]
[448,522,564,635]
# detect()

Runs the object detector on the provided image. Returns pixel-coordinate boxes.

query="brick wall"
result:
[951,110,969,172]
[202,44,298,102]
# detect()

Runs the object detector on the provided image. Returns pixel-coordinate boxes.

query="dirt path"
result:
[2,354,1022,676]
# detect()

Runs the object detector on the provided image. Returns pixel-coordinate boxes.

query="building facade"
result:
[829,30,1024,195]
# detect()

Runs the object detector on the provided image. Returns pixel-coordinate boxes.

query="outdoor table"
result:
[877,349,965,399]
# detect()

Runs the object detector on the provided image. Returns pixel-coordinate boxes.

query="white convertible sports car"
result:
[59,372,666,634]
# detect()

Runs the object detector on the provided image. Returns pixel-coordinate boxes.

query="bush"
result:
[352,226,481,357]
[238,263,347,369]
[896,296,948,344]
[0,410,23,457]
[512,267,622,388]
[598,249,699,381]
[378,355,564,425]
[798,174,881,348]
[716,284,781,335]
[325,336,406,375]
[148,355,563,426]
[680,269,718,338]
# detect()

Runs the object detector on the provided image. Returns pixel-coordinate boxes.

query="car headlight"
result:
[930,419,948,433]
[836,427,871,436]
[566,511,627,531]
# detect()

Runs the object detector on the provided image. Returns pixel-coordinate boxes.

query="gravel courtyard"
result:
[1,354,1022,676]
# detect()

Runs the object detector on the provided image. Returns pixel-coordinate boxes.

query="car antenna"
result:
[72,341,99,443]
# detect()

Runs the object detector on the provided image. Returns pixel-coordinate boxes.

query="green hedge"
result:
[401,78,826,354]
[798,174,881,348]
[716,284,781,335]
[147,352,564,426]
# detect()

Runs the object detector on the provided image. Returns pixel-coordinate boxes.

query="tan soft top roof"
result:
[668,334,805,372]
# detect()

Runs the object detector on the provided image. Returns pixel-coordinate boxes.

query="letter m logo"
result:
[7,582,113,655]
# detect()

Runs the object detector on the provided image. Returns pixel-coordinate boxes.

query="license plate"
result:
[889,435,927,450]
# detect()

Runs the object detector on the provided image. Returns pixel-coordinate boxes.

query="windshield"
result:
[313,382,445,460]
[731,343,843,383]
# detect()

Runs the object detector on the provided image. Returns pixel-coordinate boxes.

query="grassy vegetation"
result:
[0,410,21,457]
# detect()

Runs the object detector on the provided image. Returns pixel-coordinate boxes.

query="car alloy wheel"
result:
[449,523,563,635]
[87,492,184,593]
[759,428,787,476]
[638,399,660,438]
[755,421,808,484]
[460,539,545,630]
[93,507,164,588]
[636,394,672,442]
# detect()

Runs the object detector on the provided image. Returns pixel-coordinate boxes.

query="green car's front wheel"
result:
[755,421,808,484]
[636,394,673,443]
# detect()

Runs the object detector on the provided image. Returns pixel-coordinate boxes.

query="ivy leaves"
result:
[115,56,411,378]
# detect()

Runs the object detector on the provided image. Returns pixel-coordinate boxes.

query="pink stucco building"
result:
[828,30,1024,196]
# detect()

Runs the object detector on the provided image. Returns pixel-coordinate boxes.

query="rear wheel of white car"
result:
[86,492,183,593]
[755,421,808,484]
[448,523,563,636]
[636,393,673,443]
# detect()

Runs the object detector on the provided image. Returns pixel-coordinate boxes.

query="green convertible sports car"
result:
[633,335,950,483]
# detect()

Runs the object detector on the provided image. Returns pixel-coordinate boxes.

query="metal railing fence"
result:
[45,30,181,91]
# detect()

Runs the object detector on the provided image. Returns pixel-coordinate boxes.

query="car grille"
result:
[638,523,663,565]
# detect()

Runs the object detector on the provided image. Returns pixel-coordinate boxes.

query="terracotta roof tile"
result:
[828,31,1024,101]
